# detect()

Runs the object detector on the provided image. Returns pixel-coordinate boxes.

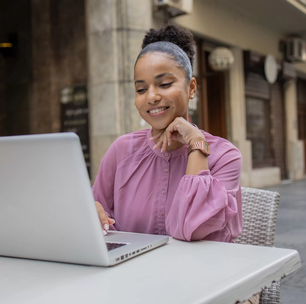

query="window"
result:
[246,97,273,167]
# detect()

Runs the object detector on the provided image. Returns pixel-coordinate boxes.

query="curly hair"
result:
[141,23,195,68]
[135,24,196,80]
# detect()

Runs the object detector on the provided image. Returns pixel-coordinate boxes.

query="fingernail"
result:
[104,224,109,231]
[161,148,163,153]
[111,219,116,224]
[168,142,170,146]
[153,144,157,149]
[149,137,154,140]
[103,230,107,236]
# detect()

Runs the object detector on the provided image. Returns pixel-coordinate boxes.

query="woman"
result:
[92,24,242,243]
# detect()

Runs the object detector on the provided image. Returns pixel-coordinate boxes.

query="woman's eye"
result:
[160,82,173,88]
[136,88,146,93]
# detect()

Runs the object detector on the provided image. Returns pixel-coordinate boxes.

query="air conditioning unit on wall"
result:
[153,0,193,17]
[286,37,306,62]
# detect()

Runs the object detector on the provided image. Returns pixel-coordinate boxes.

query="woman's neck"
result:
[166,140,184,151]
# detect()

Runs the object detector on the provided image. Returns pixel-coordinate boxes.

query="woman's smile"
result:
[147,106,170,116]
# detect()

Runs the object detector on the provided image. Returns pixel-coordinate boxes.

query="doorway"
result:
[297,78,306,173]
[196,41,227,139]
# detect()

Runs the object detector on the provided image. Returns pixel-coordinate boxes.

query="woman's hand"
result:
[150,117,205,152]
[95,201,115,235]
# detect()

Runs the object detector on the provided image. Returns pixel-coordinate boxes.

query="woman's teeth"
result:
[149,107,167,114]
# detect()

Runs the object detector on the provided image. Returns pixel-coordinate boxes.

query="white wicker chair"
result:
[235,187,281,304]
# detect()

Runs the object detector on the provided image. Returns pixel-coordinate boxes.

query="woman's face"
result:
[134,52,196,133]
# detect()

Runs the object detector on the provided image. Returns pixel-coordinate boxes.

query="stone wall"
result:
[285,80,305,180]
[86,0,152,179]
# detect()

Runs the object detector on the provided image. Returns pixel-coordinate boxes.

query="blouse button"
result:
[161,190,166,195]
[164,153,169,157]
[159,211,164,217]
[164,168,169,173]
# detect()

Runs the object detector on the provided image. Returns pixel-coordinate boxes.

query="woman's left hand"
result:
[150,117,206,152]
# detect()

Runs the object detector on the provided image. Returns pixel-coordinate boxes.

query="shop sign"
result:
[61,85,91,177]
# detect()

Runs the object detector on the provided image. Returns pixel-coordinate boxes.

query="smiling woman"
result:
[134,53,194,137]
[92,24,243,244]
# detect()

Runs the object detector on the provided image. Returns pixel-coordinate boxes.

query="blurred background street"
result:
[266,179,306,303]
[1,0,306,184]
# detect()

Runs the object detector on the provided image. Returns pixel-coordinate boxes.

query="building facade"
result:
[1,0,306,187]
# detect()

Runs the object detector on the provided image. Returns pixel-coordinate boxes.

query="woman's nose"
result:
[147,86,161,104]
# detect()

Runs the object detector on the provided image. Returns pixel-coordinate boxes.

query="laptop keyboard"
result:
[106,242,127,251]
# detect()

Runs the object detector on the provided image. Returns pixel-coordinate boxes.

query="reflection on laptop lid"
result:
[0,133,168,266]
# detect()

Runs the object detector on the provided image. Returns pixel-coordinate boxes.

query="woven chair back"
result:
[235,187,280,247]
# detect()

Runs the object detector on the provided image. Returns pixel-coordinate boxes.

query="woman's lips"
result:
[147,107,170,116]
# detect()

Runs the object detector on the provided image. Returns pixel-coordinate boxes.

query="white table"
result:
[0,239,301,304]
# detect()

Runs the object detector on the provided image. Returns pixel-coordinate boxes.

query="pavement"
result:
[265,179,306,303]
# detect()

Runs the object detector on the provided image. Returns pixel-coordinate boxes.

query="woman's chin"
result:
[150,123,169,132]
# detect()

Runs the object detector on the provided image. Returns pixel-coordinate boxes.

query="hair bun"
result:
[141,24,195,68]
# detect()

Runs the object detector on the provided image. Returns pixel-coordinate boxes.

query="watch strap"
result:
[188,140,210,156]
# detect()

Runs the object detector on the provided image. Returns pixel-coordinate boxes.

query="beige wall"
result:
[175,0,283,59]
[175,0,306,75]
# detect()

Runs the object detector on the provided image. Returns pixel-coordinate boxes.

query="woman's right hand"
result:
[95,201,115,235]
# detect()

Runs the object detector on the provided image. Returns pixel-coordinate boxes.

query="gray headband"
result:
[136,41,192,80]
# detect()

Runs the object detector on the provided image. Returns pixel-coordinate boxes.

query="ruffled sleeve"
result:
[165,146,242,241]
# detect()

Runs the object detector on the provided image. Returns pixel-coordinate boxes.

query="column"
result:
[86,0,152,179]
[228,47,252,186]
[284,79,305,180]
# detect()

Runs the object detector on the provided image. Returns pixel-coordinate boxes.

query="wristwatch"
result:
[188,140,210,156]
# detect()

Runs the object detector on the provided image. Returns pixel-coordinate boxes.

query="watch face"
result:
[203,141,210,155]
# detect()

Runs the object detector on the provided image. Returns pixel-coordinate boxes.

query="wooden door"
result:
[206,73,226,138]
[297,79,306,173]
[200,50,227,139]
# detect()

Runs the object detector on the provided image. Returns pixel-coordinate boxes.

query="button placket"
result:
[157,157,170,234]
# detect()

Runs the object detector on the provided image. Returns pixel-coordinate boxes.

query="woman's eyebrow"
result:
[155,72,174,79]
[134,73,175,85]
[135,80,145,85]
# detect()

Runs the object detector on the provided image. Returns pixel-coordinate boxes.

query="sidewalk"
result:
[265,179,306,303]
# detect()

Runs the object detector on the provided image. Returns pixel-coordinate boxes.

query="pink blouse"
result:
[92,128,242,242]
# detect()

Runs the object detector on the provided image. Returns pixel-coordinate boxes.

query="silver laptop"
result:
[0,133,169,266]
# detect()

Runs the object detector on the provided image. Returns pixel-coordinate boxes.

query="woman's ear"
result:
[189,77,197,99]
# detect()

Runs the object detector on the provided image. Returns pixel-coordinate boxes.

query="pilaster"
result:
[284,79,305,180]
[86,0,152,179]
